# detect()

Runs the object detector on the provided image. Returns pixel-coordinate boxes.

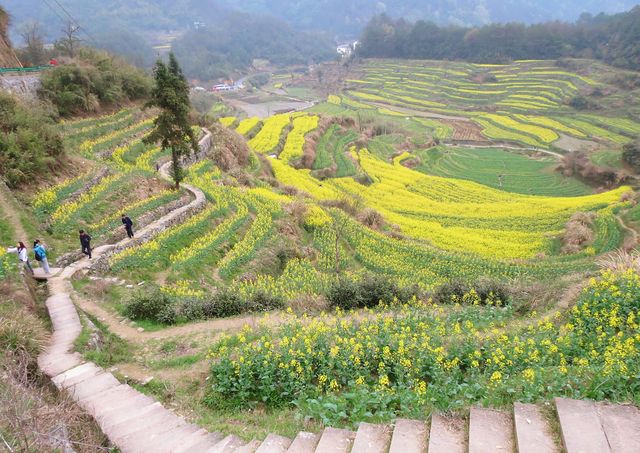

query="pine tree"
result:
[144,53,197,189]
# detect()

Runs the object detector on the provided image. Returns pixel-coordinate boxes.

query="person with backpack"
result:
[6,242,34,275]
[121,214,134,239]
[33,239,51,274]
[79,230,92,259]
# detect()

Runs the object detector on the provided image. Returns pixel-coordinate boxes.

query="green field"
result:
[415,146,592,196]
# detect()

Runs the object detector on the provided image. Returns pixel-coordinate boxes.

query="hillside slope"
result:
[0,7,20,67]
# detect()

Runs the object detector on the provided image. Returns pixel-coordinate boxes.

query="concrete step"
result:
[146,423,203,452]
[205,434,246,453]
[427,414,466,453]
[468,407,514,453]
[388,418,428,453]
[235,439,262,452]
[554,398,610,453]
[51,362,102,389]
[287,432,320,453]
[115,412,189,451]
[78,383,141,414]
[38,351,82,376]
[255,433,292,453]
[179,431,226,453]
[596,402,640,453]
[351,422,392,453]
[513,403,559,453]
[67,371,120,401]
[92,390,157,421]
[100,402,164,437]
[107,404,175,441]
[167,428,212,452]
[314,427,356,453]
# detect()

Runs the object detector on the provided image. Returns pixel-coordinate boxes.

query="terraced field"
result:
[335,59,640,150]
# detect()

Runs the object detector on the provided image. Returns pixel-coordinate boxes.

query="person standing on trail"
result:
[6,242,34,274]
[33,239,51,274]
[121,214,134,239]
[79,230,92,259]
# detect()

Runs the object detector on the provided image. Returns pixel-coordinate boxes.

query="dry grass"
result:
[1,352,109,452]
[597,249,640,273]
[561,212,595,254]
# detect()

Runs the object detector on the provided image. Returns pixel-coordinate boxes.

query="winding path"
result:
[35,133,242,452]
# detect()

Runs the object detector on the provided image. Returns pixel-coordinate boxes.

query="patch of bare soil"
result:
[554,133,599,153]
[440,119,489,142]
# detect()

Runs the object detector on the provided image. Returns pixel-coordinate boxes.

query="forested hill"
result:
[4,0,639,38]
[171,12,334,81]
[358,7,640,71]
[1,0,333,76]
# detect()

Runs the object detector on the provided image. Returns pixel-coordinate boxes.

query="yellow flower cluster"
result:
[278,115,319,162]
[161,280,205,298]
[32,174,85,209]
[209,269,640,416]
[303,204,331,229]
[272,148,628,259]
[219,117,237,127]
[476,113,558,144]
[327,95,342,105]
[236,117,261,136]
[50,174,123,226]
[78,118,154,156]
[248,114,291,154]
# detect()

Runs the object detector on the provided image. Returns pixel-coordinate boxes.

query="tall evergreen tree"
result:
[144,53,197,189]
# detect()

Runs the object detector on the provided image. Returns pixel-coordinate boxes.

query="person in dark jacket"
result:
[79,230,92,259]
[121,214,134,238]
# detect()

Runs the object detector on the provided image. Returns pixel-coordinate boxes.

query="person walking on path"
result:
[121,214,134,239]
[33,239,51,274]
[6,241,34,274]
[79,230,92,259]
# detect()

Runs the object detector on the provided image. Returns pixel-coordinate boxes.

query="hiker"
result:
[33,239,51,274]
[121,214,134,239]
[6,242,34,274]
[79,230,92,259]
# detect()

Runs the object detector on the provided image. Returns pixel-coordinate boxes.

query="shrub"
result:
[39,47,151,116]
[250,289,285,312]
[327,277,362,310]
[622,139,640,172]
[123,287,175,322]
[0,93,64,188]
[327,274,412,310]
[433,279,509,306]
[358,274,398,308]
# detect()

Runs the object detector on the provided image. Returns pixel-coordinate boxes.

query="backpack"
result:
[34,248,44,261]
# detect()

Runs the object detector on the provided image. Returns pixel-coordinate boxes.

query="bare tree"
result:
[19,22,46,65]
[56,21,81,58]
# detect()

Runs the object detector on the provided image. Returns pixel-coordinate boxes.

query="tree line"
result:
[357,6,640,70]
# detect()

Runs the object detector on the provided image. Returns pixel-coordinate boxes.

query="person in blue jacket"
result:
[33,239,51,274]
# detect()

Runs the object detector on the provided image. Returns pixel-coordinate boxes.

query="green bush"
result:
[327,274,412,310]
[126,287,286,325]
[433,279,509,306]
[622,139,640,171]
[123,287,175,322]
[39,47,151,116]
[0,93,64,188]
[327,277,361,310]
